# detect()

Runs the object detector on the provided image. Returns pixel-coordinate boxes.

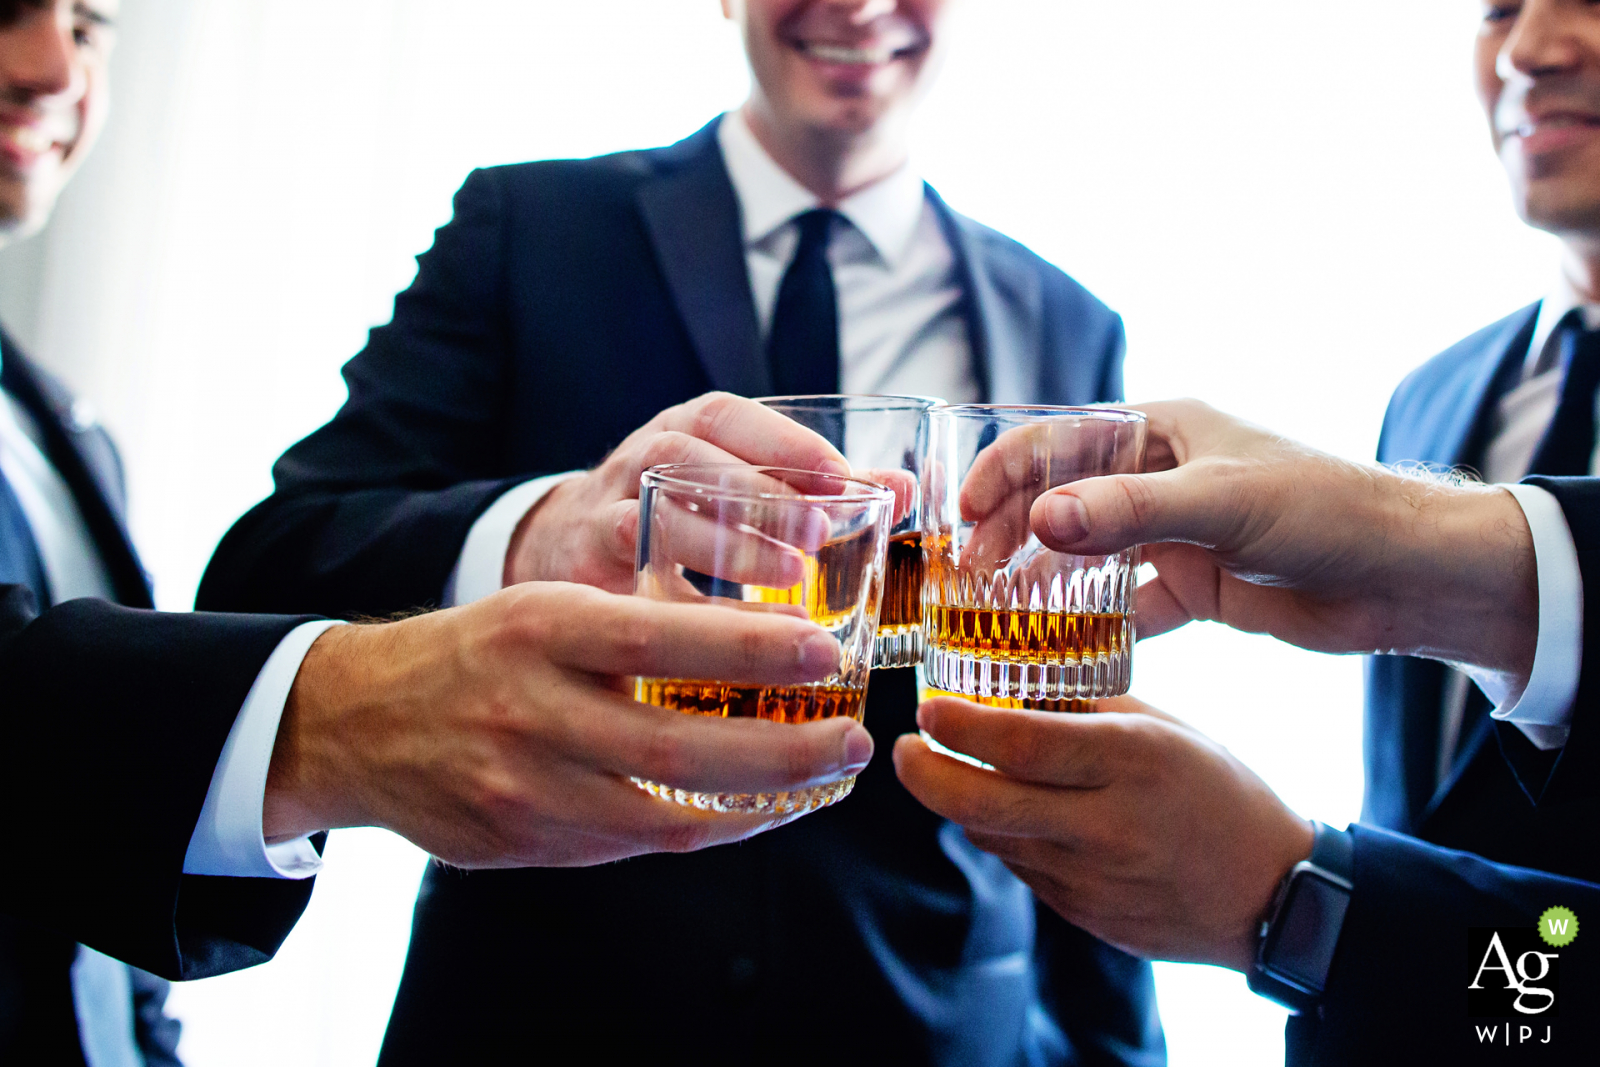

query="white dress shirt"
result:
[0,357,322,881]
[1436,281,1597,769]
[446,110,981,604]
[717,108,978,402]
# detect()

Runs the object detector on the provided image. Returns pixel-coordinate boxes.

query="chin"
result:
[1519,188,1600,241]
[796,91,900,137]
[0,174,65,242]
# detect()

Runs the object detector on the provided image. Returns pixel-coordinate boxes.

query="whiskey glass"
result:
[632,464,894,815]
[758,394,935,668]
[921,405,1147,703]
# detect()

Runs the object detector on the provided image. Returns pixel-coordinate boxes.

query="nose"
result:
[0,5,82,102]
[1498,0,1586,82]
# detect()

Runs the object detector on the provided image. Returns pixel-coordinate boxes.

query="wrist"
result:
[1378,476,1536,677]
[263,624,378,841]
[503,476,586,586]
[1247,822,1356,1012]
[1225,815,1315,972]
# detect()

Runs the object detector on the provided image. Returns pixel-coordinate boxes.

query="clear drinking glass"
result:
[758,394,936,668]
[921,405,1147,703]
[632,464,894,815]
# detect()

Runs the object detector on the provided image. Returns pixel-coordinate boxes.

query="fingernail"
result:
[798,632,841,677]
[842,725,874,771]
[1043,495,1088,544]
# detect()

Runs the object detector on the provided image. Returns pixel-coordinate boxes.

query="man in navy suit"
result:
[0,2,876,1062]
[197,2,1160,1064]
[1363,0,1600,892]
[898,400,1600,1061]
[900,2,1600,1058]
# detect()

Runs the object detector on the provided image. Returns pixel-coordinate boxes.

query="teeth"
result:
[1,125,54,153]
[804,43,894,65]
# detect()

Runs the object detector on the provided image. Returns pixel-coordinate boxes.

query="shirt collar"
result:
[1527,273,1600,377]
[717,109,928,269]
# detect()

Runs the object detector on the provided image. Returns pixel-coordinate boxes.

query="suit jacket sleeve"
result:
[1286,824,1597,1062]
[1033,903,1164,1066]
[196,167,536,617]
[0,586,322,980]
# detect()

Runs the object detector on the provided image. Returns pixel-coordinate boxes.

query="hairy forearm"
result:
[1368,471,1537,677]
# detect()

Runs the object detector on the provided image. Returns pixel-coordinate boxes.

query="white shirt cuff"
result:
[1472,484,1583,751]
[441,473,585,606]
[182,620,344,879]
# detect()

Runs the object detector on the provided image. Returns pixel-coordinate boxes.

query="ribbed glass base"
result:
[922,644,1131,701]
[873,625,923,668]
[630,775,857,815]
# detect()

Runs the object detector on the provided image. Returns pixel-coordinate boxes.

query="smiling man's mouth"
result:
[799,41,905,65]
[1,125,55,154]
[1511,114,1600,138]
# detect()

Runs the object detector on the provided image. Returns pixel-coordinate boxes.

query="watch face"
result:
[1262,870,1352,992]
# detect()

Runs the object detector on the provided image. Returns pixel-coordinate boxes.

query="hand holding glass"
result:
[632,464,894,814]
[922,406,1147,702]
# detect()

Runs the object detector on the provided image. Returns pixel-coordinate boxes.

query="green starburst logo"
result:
[1538,906,1578,948]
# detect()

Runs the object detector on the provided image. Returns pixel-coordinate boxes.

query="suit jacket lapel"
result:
[635,119,769,398]
[1398,306,1538,470]
[0,338,151,608]
[928,188,1043,405]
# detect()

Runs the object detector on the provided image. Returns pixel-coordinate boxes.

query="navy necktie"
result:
[767,208,841,396]
[0,464,50,610]
[1528,314,1600,476]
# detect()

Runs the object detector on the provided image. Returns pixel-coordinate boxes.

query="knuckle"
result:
[634,722,692,784]
[782,728,827,785]
[610,610,658,669]
[732,618,769,666]
[507,598,558,652]
[994,721,1049,778]
[640,431,698,470]
[1115,475,1159,526]
[691,392,741,438]
[463,771,534,850]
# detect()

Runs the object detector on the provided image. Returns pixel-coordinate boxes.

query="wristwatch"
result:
[1246,821,1355,1014]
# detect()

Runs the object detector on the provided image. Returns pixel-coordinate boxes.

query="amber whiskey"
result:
[880,532,924,631]
[926,605,1127,664]
[634,679,866,724]
[751,529,881,633]
[631,678,867,815]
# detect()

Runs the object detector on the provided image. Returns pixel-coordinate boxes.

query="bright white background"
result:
[0,1,1562,1063]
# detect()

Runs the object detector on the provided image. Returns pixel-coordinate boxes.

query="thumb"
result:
[1028,465,1236,556]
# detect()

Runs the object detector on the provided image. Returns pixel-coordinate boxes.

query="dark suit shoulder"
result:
[465,122,718,219]
[471,149,659,204]
[938,202,1125,404]
[943,206,1116,320]
[0,330,128,517]
[1379,303,1539,464]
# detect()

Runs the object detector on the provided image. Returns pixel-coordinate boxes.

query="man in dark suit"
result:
[197,2,1160,1063]
[0,2,875,1062]
[1363,0,1600,910]
[897,399,1600,1061]
[906,5,1600,1058]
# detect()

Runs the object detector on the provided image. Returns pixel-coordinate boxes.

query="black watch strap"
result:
[1247,821,1355,1014]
